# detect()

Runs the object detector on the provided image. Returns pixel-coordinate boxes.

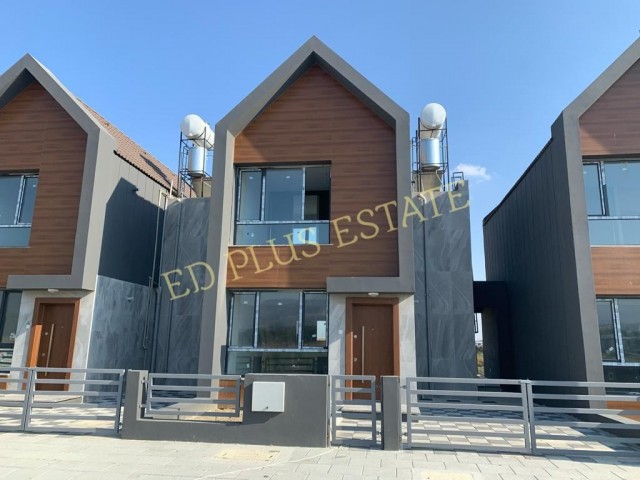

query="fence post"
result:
[121,370,147,439]
[21,369,35,431]
[524,380,537,454]
[406,377,413,448]
[381,376,402,451]
[520,380,532,454]
[114,371,125,433]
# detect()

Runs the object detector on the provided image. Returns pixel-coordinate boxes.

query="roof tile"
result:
[78,100,178,190]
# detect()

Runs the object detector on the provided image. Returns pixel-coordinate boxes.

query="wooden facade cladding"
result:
[591,247,640,296]
[227,65,399,288]
[580,59,640,297]
[580,59,640,156]
[0,81,86,288]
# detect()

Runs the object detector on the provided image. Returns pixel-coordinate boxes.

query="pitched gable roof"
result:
[78,100,177,190]
[217,36,408,136]
[0,54,176,191]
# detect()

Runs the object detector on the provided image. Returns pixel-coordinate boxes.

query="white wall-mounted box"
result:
[251,382,285,413]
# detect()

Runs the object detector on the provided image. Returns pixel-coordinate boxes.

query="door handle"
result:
[45,324,55,368]
[361,325,365,376]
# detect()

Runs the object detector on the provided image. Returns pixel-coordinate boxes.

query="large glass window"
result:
[257,291,299,348]
[226,291,328,374]
[583,161,640,245]
[596,300,618,361]
[598,297,640,365]
[0,174,38,248]
[583,164,603,216]
[0,291,22,367]
[303,293,328,347]
[229,293,256,347]
[618,299,640,363]
[603,162,640,216]
[237,171,262,221]
[235,166,330,245]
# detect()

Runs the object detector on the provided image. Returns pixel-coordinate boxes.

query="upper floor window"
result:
[583,161,640,245]
[597,298,640,365]
[0,290,22,367]
[235,166,330,245]
[0,173,38,248]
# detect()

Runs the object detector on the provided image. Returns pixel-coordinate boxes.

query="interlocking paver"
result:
[0,433,638,480]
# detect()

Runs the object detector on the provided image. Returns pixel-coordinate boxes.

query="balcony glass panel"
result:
[235,223,329,245]
[0,227,31,248]
[588,218,640,245]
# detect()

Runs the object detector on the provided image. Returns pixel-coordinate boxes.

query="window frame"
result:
[599,297,640,367]
[0,290,22,368]
[227,290,329,353]
[234,165,331,246]
[0,173,38,227]
[583,160,640,245]
[0,173,39,248]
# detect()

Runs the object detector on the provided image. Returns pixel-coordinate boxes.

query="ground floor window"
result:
[597,298,640,365]
[226,290,328,375]
[0,290,22,367]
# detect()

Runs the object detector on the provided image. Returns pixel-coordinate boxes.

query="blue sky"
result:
[2,1,640,279]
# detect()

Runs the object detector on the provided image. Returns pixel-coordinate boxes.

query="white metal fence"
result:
[405,376,640,456]
[0,367,125,434]
[143,373,242,420]
[528,380,640,457]
[406,377,531,453]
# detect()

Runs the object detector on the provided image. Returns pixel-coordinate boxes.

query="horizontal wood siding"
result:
[228,65,398,288]
[580,59,640,156]
[0,82,86,287]
[591,247,640,296]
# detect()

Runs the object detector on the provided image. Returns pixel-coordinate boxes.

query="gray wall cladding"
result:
[483,137,603,382]
[153,197,210,374]
[87,275,153,370]
[414,183,476,379]
[98,157,166,286]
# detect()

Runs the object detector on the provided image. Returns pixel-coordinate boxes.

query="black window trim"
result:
[0,172,38,229]
[227,289,329,353]
[0,289,21,349]
[584,159,640,220]
[234,165,331,246]
[599,296,640,367]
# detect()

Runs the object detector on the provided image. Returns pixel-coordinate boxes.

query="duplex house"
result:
[154,37,477,389]
[0,55,174,387]
[483,39,640,383]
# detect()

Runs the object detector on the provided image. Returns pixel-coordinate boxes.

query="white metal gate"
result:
[330,375,378,447]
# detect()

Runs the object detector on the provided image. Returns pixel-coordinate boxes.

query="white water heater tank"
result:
[187,146,206,177]
[419,103,446,139]
[180,114,214,150]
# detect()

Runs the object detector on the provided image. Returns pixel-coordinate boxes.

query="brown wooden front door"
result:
[27,300,79,391]
[346,298,399,400]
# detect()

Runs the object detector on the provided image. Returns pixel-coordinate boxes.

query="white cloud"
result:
[454,163,492,182]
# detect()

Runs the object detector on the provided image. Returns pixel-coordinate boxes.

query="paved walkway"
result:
[0,432,638,480]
